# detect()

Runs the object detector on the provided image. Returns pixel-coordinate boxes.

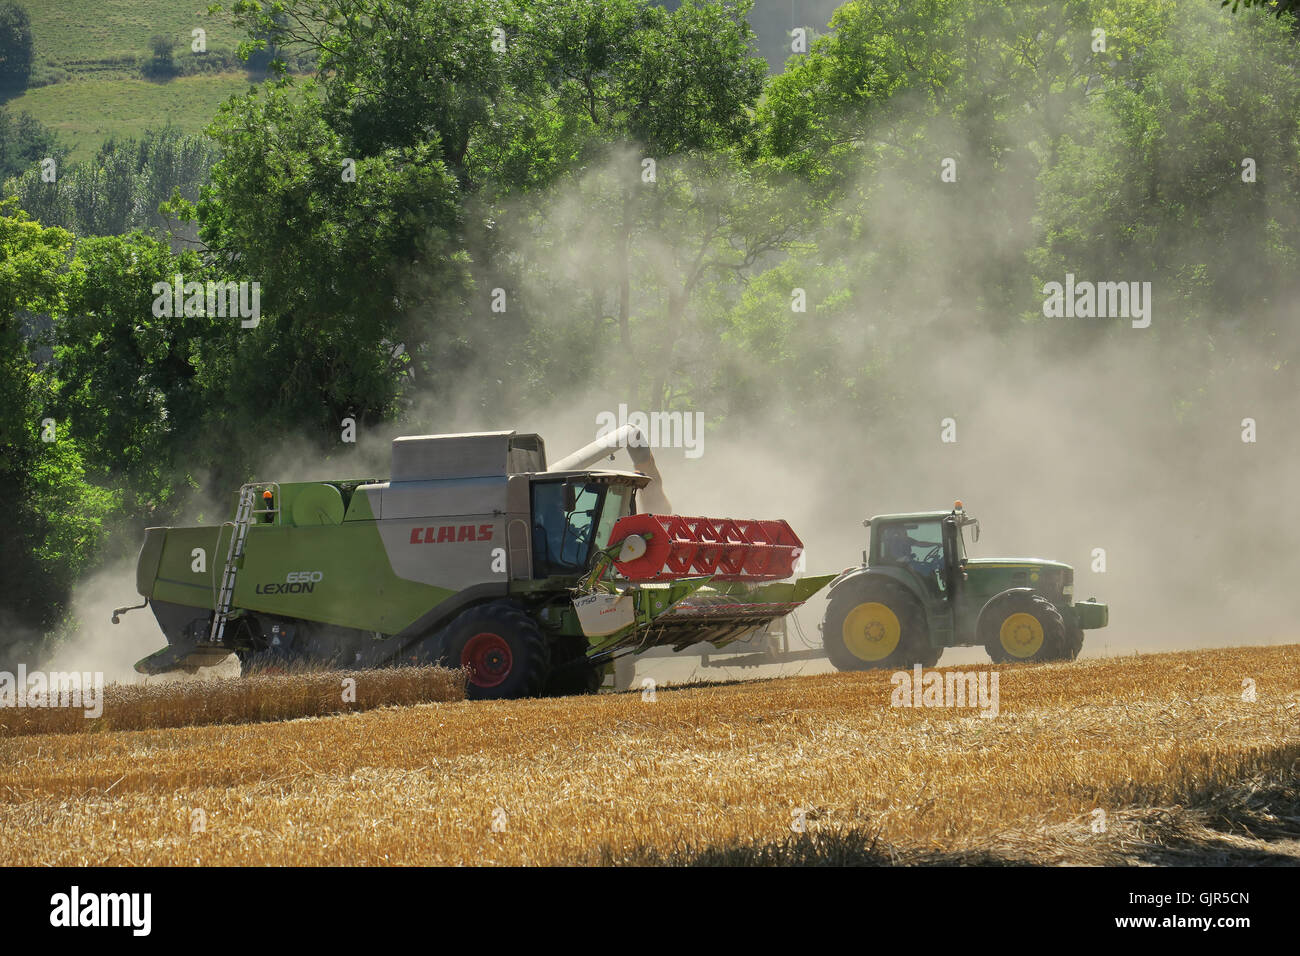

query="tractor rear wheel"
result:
[440,602,550,700]
[823,580,932,671]
[982,592,1067,664]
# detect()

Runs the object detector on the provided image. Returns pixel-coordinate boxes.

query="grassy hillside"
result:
[2,1,256,163]
[4,73,253,164]
[2,645,1296,865]
[26,0,243,79]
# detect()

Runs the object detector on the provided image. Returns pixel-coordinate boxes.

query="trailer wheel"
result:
[981,592,1067,664]
[441,603,550,700]
[823,580,930,671]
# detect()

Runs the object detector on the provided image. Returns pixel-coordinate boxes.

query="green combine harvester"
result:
[115,427,832,699]
[820,502,1108,669]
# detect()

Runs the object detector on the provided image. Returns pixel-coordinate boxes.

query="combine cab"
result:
[820,502,1108,669]
[116,428,832,699]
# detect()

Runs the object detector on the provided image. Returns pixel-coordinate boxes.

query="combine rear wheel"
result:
[441,602,550,700]
[982,592,1067,664]
[823,580,932,671]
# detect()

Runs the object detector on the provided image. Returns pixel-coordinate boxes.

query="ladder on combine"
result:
[208,482,279,644]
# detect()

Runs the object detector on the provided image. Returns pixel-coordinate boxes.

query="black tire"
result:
[981,592,1067,664]
[438,602,551,700]
[822,578,932,671]
[543,636,604,697]
[1064,623,1085,661]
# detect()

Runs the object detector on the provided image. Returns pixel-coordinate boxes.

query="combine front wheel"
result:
[442,603,550,700]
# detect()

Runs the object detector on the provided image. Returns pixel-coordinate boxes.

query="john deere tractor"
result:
[821,502,1107,669]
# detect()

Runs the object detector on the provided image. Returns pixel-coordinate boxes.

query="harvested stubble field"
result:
[1,645,1298,866]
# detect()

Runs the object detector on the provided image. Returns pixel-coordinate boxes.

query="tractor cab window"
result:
[878,521,945,578]
[531,480,606,576]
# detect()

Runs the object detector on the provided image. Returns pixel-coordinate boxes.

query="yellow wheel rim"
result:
[999,612,1044,658]
[842,602,901,662]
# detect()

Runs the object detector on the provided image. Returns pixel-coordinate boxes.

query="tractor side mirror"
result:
[562,481,578,512]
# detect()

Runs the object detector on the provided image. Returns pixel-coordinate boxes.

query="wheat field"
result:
[0,666,465,737]
[1,645,1297,865]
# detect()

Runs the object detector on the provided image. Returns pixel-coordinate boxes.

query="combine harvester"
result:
[114,427,833,698]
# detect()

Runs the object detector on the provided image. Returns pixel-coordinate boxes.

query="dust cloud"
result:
[45,1,1295,680]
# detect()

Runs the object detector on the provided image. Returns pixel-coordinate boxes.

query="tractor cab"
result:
[866,503,978,601]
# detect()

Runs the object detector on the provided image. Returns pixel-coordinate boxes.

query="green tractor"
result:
[820,502,1107,669]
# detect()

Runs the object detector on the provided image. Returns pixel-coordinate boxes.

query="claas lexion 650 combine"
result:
[115,426,834,699]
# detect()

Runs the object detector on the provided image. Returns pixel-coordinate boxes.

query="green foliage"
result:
[0,200,115,650]
[1223,0,1299,17]
[1031,2,1300,327]
[0,107,58,181]
[0,1,33,91]
[53,233,214,509]
[6,126,218,240]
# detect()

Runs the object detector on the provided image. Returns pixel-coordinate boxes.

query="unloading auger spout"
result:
[546,423,671,514]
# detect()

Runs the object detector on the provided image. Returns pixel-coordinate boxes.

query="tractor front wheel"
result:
[1065,623,1085,660]
[823,580,932,671]
[440,603,550,700]
[982,592,1067,664]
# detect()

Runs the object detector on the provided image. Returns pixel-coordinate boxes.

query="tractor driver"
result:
[882,524,942,579]
[882,526,916,568]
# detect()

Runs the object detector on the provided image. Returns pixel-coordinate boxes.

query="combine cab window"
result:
[531,481,606,576]
[596,484,634,548]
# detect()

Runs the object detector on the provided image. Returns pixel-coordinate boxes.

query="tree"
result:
[145,34,177,77]
[1223,1,1300,17]
[0,1,33,92]
[6,126,217,243]
[205,0,772,419]
[53,232,217,514]
[0,108,58,180]
[0,199,119,665]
